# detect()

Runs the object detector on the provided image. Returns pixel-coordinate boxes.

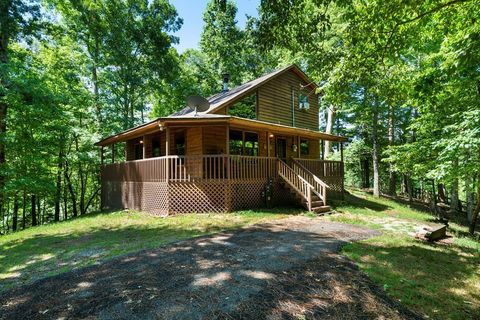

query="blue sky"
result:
[171,0,260,53]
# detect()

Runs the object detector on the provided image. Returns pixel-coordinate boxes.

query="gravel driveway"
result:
[0,216,421,319]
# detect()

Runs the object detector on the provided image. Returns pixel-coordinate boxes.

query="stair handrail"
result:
[277,160,316,211]
[291,159,329,205]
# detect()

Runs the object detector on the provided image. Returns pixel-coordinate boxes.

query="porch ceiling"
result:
[94,115,346,147]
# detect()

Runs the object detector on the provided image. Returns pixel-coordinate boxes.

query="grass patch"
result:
[0,208,298,292]
[327,190,480,319]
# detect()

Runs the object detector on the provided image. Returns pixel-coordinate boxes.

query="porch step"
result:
[311,205,332,214]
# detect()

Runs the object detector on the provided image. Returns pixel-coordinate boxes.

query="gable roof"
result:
[171,64,318,117]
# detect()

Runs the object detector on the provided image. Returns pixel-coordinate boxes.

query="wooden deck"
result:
[101,155,343,215]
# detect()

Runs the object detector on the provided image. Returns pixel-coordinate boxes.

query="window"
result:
[300,139,309,155]
[152,136,161,157]
[134,143,143,160]
[229,130,243,155]
[228,92,257,119]
[229,130,259,156]
[299,93,310,110]
[244,132,259,156]
[175,132,185,155]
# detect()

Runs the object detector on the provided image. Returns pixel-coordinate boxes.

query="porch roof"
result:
[94,115,347,147]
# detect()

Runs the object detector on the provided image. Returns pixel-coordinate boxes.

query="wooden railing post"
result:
[308,187,312,212]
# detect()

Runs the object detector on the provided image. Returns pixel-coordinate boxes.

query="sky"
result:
[171,0,260,53]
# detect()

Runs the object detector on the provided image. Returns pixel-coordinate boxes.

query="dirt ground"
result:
[0,217,421,319]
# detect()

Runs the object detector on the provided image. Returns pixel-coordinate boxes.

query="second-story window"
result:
[299,93,310,110]
[228,92,257,119]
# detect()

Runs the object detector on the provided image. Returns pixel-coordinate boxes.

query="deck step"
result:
[311,206,332,214]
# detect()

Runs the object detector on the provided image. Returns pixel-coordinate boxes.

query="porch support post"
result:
[321,140,325,160]
[111,143,115,163]
[340,141,345,199]
[142,135,146,159]
[340,142,344,163]
[297,136,301,158]
[226,125,230,180]
[100,146,104,211]
[267,132,271,157]
[165,127,170,182]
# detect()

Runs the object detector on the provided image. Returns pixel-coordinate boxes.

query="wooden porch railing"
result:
[101,155,278,183]
[293,158,344,177]
[291,159,328,205]
[277,160,318,211]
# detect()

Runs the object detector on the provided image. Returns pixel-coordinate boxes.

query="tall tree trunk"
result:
[22,190,26,229]
[31,194,37,226]
[0,0,10,215]
[469,180,480,235]
[63,178,68,220]
[54,144,63,222]
[388,105,396,196]
[372,105,380,197]
[324,105,336,159]
[12,192,18,232]
[438,183,446,203]
[92,34,102,127]
[65,160,78,218]
[466,175,475,222]
[450,161,459,213]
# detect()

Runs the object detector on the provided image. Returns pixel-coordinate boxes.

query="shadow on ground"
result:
[343,240,479,319]
[331,192,391,212]
[0,207,302,293]
[0,218,423,320]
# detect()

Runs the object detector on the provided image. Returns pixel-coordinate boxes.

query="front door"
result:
[276,138,287,162]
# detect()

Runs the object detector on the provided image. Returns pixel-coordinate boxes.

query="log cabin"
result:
[96,64,347,215]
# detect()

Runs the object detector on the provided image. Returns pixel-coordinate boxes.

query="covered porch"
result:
[97,116,346,215]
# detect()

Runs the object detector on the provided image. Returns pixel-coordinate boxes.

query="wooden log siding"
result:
[257,70,319,131]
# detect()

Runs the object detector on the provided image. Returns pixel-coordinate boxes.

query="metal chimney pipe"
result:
[222,73,230,92]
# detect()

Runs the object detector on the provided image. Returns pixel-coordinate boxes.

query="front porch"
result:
[97,116,346,215]
[101,155,344,215]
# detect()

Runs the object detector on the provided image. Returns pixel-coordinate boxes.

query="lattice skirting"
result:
[102,181,169,215]
[168,181,230,214]
[102,177,340,215]
[231,180,267,210]
[321,176,344,199]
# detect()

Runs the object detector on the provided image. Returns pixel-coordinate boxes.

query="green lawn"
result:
[327,190,480,320]
[0,208,297,292]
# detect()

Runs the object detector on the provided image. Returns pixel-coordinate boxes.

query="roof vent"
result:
[222,73,230,92]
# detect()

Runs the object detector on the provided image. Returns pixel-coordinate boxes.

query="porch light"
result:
[269,133,274,138]
[140,140,143,144]
[292,144,297,152]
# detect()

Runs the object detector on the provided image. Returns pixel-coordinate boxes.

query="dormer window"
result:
[299,93,309,110]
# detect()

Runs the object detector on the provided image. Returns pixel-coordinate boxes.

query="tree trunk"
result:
[363,158,370,188]
[450,166,459,213]
[324,105,336,159]
[0,2,10,216]
[469,181,480,235]
[372,106,380,197]
[31,194,37,226]
[431,180,439,216]
[388,105,396,196]
[438,183,446,203]
[54,144,64,221]
[22,190,26,229]
[12,193,18,232]
[65,160,78,218]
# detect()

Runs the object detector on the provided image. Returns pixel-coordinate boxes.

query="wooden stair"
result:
[278,159,331,214]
